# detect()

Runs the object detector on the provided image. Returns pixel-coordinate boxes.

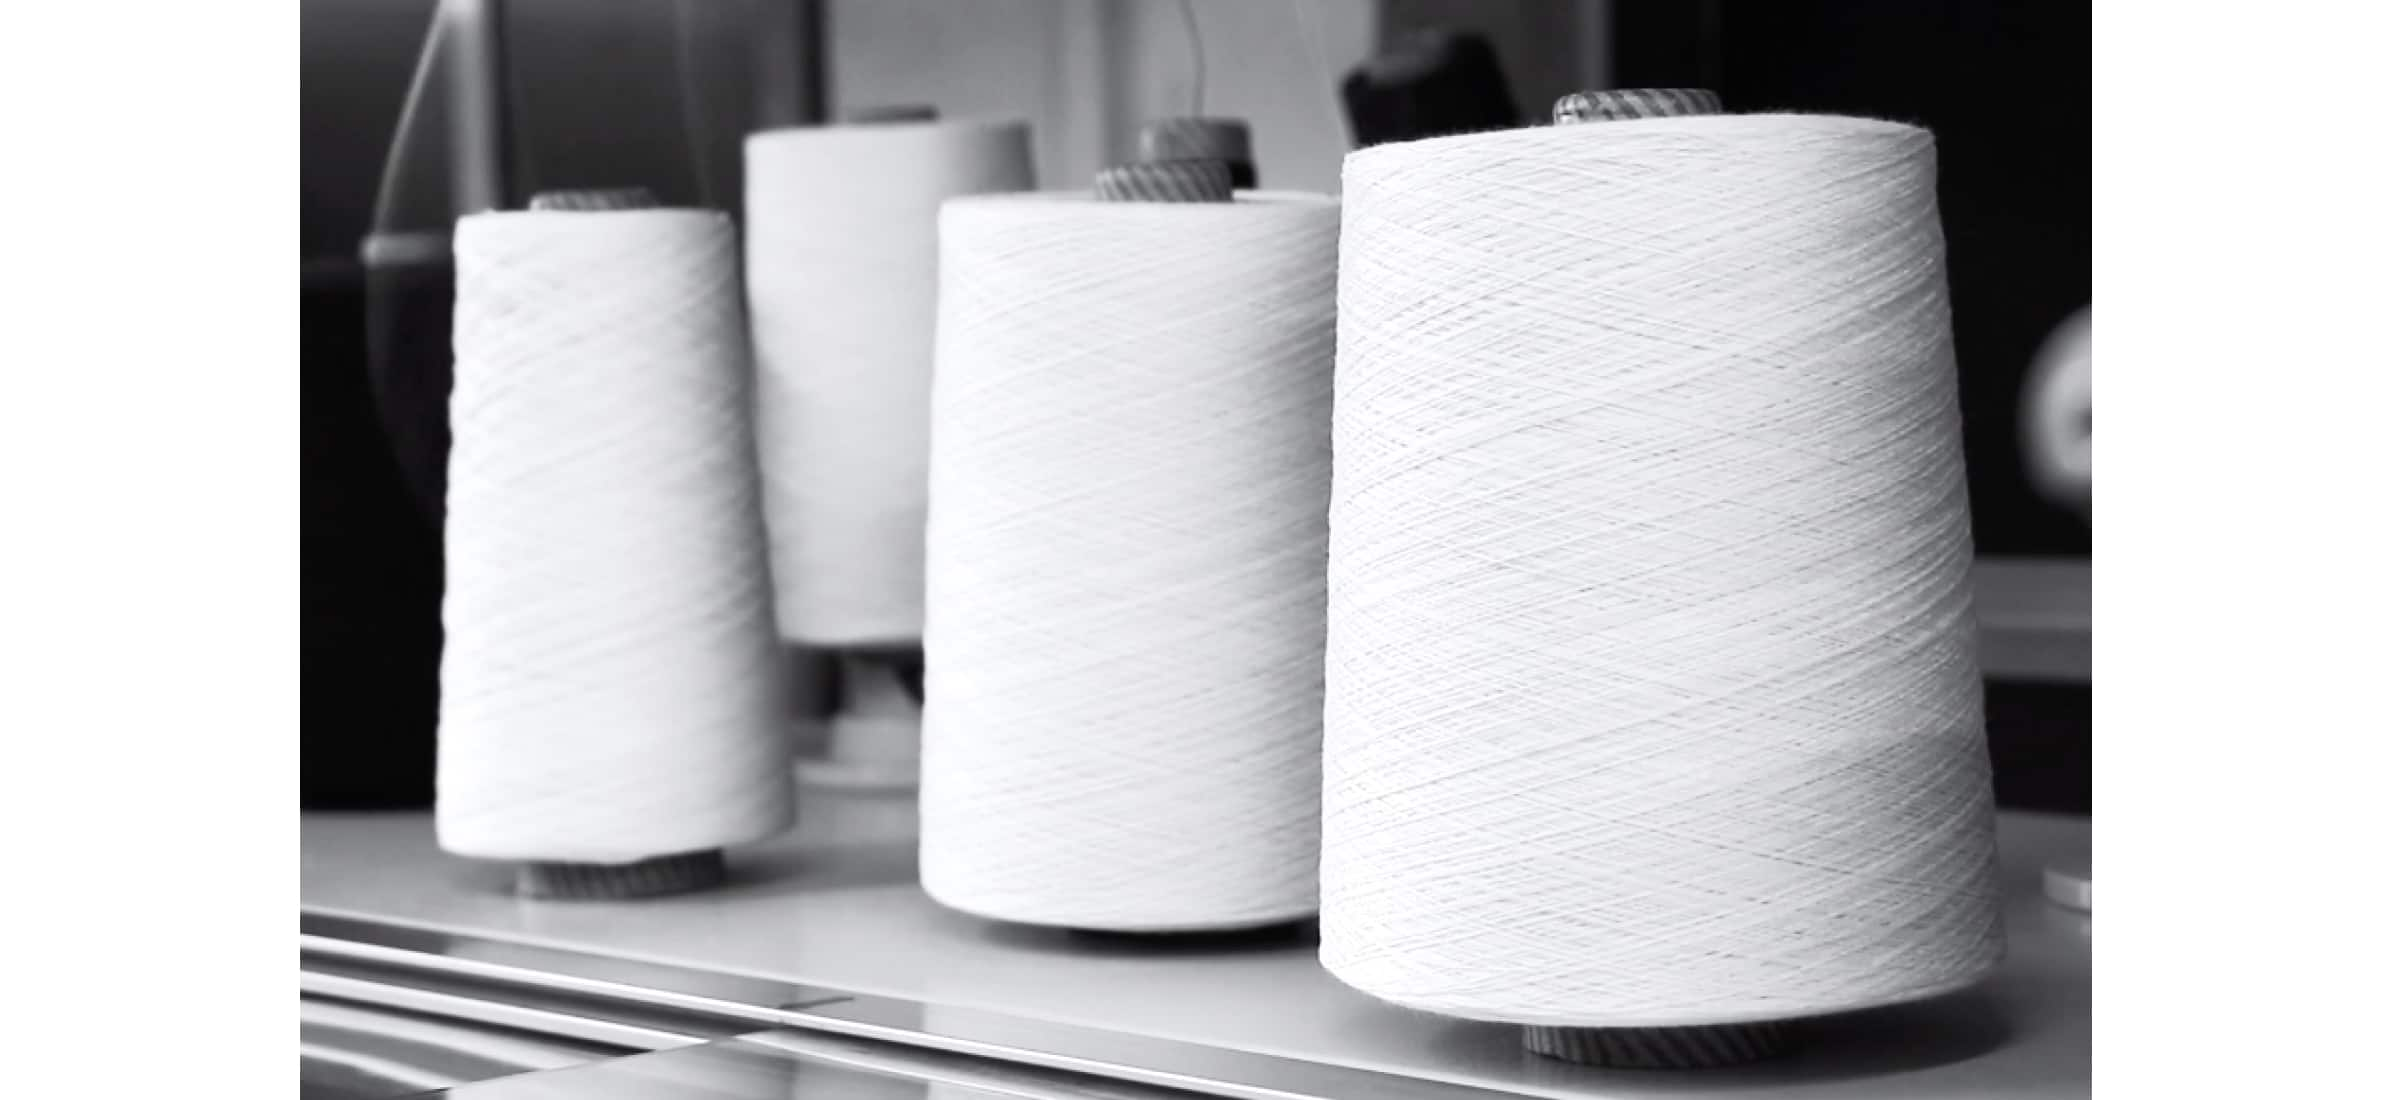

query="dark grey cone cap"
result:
[1092,159,1234,203]
[1525,1020,1792,1069]
[527,187,660,212]
[515,850,729,899]
[1552,88,1723,124]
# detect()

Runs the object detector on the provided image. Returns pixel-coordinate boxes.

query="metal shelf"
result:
[303,790,2090,1099]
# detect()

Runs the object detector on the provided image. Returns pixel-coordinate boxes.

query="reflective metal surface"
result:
[303,910,850,1027]
[434,1029,1240,1099]
[306,796,2091,1098]
[779,996,1523,1100]
[425,1037,808,1098]
[302,967,714,1053]
[305,934,1241,1098]
[305,910,1523,1099]
[301,994,627,1100]
[422,1034,931,1098]
[740,1028,1226,1099]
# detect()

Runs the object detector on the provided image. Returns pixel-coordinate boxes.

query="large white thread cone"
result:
[745,119,1035,646]
[437,207,793,865]
[920,192,1340,932]
[1321,115,2005,1028]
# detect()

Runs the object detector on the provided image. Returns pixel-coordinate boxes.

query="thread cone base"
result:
[1524,1021,1792,1069]
[515,849,727,899]
[1061,917,1313,944]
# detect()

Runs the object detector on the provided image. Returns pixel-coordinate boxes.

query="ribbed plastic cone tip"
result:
[527,187,660,212]
[1136,117,1255,189]
[1552,88,1723,124]
[1092,159,1234,203]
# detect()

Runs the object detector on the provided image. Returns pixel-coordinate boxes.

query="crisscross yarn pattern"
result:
[438,209,792,864]
[921,193,1341,931]
[1321,115,2004,1026]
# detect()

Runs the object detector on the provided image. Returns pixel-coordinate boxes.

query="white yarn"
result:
[920,192,1340,931]
[745,120,1036,645]
[1321,115,2005,1027]
[438,208,793,864]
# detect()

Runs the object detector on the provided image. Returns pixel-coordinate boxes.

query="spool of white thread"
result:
[1321,101,2005,1062]
[920,188,1340,933]
[744,117,1036,647]
[438,190,793,897]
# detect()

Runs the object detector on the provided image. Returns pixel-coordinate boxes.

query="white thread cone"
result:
[1322,115,2004,1027]
[745,120,1035,646]
[438,208,793,864]
[921,192,1341,931]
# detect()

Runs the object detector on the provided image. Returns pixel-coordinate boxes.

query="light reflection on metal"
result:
[303,909,1526,1100]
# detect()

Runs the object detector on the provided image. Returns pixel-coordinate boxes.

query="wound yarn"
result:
[744,119,1035,646]
[920,191,1340,932]
[1320,114,2005,1028]
[437,206,792,866]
